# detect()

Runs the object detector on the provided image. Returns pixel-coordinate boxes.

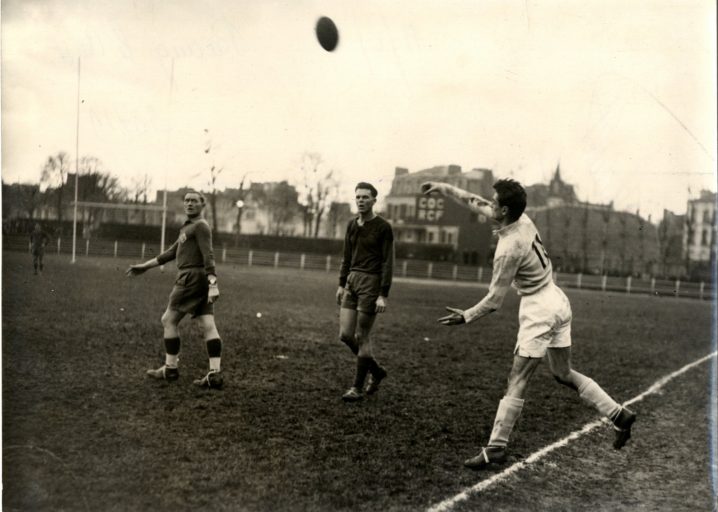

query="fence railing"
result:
[5,235,715,301]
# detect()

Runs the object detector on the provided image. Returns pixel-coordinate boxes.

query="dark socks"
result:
[341,336,358,355]
[353,357,373,389]
[206,338,222,358]
[164,337,180,356]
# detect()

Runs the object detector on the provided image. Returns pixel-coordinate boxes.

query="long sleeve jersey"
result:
[157,217,216,275]
[29,231,50,250]
[463,214,553,323]
[338,216,394,297]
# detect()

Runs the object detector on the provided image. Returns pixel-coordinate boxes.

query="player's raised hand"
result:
[420,181,443,195]
[438,306,466,326]
[125,264,147,277]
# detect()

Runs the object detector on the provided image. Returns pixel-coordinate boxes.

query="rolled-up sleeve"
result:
[463,250,521,323]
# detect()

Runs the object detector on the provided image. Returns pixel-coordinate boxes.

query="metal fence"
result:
[5,235,715,301]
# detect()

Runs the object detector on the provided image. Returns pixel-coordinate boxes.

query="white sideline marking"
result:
[427,351,718,512]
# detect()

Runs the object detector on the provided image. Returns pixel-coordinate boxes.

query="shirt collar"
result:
[493,215,524,238]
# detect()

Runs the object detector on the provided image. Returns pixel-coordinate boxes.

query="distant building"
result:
[205,182,304,236]
[385,165,496,265]
[525,164,579,207]
[683,190,716,274]
[385,164,662,275]
[657,209,686,277]
[322,201,354,239]
[527,203,660,276]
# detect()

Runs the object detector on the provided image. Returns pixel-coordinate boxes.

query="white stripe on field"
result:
[427,351,718,512]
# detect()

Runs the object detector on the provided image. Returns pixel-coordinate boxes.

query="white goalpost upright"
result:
[72,58,81,264]
[70,58,175,263]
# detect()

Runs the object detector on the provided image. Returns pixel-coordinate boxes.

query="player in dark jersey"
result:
[126,190,225,389]
[29,223,50,275]
[336,182,394,402]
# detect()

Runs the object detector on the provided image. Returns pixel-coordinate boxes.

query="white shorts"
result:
[515,282,572,358]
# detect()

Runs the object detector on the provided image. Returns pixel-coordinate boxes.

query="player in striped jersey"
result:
[421,178,636,469]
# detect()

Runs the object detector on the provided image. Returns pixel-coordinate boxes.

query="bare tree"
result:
[234,173,250,247]
[298,152,340,238]
[204,129,223,233]
[208,165,223,233]
[263,181,299,235]
[130,174,152,223]
[7,183,43,220]
[40,151,70,225]
[74,156,124,235]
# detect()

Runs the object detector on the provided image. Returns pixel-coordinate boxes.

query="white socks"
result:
[488,396,525,447]
[578,378,621,420]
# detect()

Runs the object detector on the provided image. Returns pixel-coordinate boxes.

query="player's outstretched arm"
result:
[125,257,160,277]
[420,182,492,215]
[437,306,466,326]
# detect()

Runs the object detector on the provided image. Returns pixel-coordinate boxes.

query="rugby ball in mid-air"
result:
[315,16,339,52]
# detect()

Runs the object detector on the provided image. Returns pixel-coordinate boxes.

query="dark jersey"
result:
[339,216,394,297]
[157,217,216,275]
[29,231,49,252]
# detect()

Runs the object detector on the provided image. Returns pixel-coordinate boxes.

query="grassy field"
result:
[2,251,716,511]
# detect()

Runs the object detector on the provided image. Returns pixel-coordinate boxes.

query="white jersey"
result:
[464,214,553,323]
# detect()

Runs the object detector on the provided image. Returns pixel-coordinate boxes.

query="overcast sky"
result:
[2,0,716,219]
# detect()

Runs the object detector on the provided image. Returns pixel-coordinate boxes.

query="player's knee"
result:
[357,345,373,358]
[355,330,371,345]
[196,316,218,336]
[553,373,577,390]
[161,311,178,329]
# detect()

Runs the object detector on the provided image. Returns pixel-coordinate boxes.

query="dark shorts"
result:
[168,268,214,318]
[341,271,381,314]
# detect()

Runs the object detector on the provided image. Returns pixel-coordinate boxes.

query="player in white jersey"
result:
[421,178,636,470]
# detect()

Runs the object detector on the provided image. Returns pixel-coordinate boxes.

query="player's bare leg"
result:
[465,356,541,469]
[147,308,184,381]
[339,307,359,355]
[193,314,223,389]
[546,347,635,449]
